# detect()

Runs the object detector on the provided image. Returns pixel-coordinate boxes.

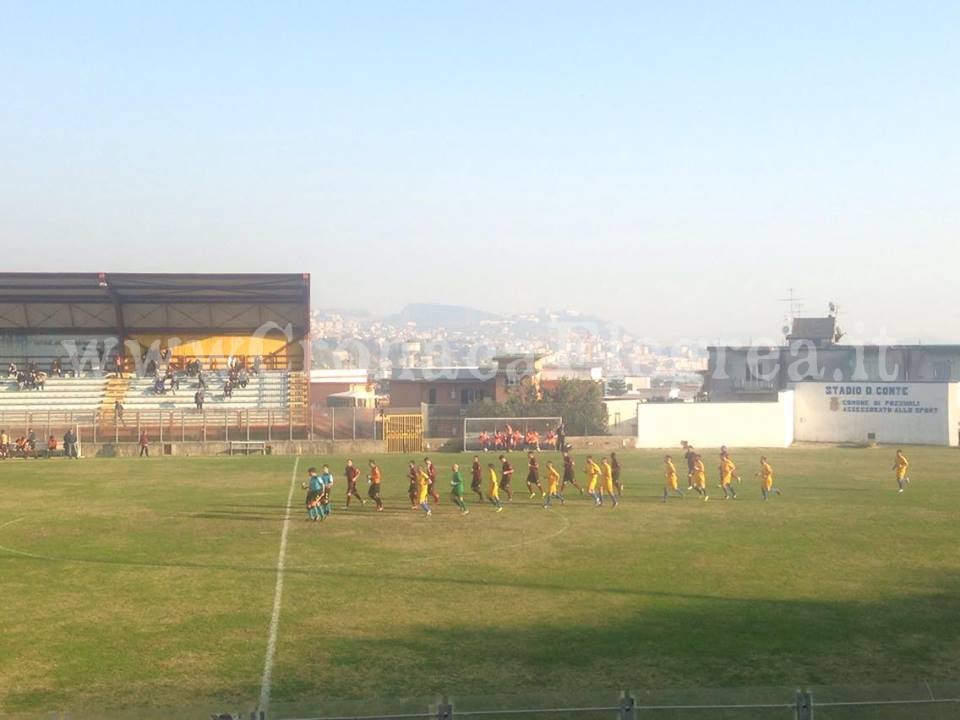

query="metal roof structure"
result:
[0,272,310,335]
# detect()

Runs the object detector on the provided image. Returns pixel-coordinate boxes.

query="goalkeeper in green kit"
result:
[450,463,469,515]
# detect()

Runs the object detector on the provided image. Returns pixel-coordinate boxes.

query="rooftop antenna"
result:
[779,288,804,342]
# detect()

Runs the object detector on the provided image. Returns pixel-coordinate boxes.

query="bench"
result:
[227,440,267,456]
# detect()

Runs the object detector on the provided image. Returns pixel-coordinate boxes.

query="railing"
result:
[0,408,308,444]
[733,378,779,393]
[211,684,960,720]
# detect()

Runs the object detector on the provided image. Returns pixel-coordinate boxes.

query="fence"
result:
[0,408,309,445]
[211,683,960,720]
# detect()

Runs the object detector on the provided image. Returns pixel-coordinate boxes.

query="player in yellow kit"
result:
[487,463,504,512]
[756,456,781,500]
[543,460,564,508]
[416,465,432,517]
[893,449,910,493]
[662,455,685,502]
[719,454,737,499]
[584,456,601,505]
[598,457,618,507]
[691,454,709,501]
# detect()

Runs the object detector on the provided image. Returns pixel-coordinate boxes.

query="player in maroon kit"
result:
[470,455,485,501]
[499,455,515,501]
[424,456,441,504]
[407,460,419,509]
[344,459,365,507]
[526,452,544,498]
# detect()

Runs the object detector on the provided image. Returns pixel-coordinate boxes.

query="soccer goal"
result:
[462,417,563,453]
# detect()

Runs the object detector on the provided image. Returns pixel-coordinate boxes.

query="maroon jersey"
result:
[527,457,539,480]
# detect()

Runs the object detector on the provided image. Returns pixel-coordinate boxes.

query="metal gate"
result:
[384,413,423,453]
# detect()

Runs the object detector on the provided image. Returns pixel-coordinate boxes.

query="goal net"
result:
[462,417,563,452]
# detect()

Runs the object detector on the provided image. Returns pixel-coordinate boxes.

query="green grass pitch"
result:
[1,446,959,718]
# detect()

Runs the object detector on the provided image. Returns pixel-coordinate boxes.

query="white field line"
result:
[258,456,300,715]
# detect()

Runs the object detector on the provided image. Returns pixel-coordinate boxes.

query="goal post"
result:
[462,416,563,453]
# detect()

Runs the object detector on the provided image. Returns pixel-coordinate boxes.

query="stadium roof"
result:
[0,272,310,334]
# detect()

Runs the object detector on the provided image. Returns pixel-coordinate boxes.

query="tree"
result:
[606,377,627,396]
[463,378,608,436]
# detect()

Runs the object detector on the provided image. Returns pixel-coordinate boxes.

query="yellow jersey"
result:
[417,469,431,503]
[664,460,678,489]
[720,457,736,485]
[547,466,560,492]
[894,454,909,479]
[488,468,500,498]
[760,461,774,488]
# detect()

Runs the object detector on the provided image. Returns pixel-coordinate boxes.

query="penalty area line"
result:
[258,455,300,715]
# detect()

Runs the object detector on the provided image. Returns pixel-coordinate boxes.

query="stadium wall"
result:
[793,381,958,447]
[635,391,795,448]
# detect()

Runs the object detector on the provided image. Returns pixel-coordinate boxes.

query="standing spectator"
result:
[113,352,124,378]
[51,358,63,377]
[555,422,566,452]
[114,399,125,426]
[253,356,262,375]
[26,428,37,459]
[0,429,8,459]
[63,429,77,459]
[194,389,205,410]
[138,431,150,457]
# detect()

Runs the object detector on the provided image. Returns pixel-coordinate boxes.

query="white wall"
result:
[949,384,960,448]
[793,382,956,446]
[636,392,794,448]
[604,398,641,435]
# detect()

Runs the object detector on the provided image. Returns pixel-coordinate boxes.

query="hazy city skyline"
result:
[2,2,958,343]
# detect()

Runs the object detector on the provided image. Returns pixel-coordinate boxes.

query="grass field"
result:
[1,446,959,719]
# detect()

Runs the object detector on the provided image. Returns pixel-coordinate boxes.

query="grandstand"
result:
[0,272,311,448]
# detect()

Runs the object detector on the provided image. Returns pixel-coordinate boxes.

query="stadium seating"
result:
[119,371,290,411]
[0,374,108,413]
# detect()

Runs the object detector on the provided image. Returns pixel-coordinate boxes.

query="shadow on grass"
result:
[270,572,960,712]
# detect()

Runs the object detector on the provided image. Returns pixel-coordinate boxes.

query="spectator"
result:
[114,399,125,426]
[46,435,57,457]
[26,428,37,458]
[114,352,124,379]
[63,429,78,459]
[6,362,17,378]
[138,431,150,457]
[0,429,8,459]
[195,389,205,410]
[253,356,262,375]
[51,358,63,377]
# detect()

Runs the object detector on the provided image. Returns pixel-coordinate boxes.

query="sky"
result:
[1,1,958,344]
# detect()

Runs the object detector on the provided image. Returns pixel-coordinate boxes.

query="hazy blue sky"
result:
[1,1,958,342]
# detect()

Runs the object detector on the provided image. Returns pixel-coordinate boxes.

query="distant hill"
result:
[391,303,500,329]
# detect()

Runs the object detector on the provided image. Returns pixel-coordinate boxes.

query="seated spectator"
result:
[153,377,166,395]
[50,358,63,377]
[6,362,17,378]
[237,368,249,388]
[46,436,57,456]
[223,379,233,399]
